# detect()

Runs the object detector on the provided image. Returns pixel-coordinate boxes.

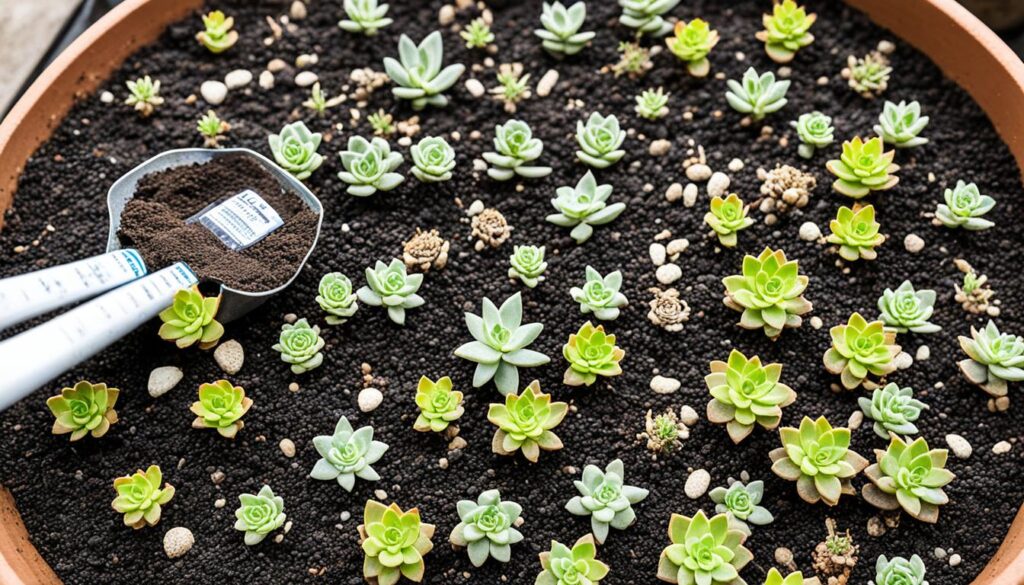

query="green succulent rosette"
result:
[196,10,238,53]
[158,286,224,350]
[722,247,812,339]
[547,172,626,244]
[874,100,929,148]
[338,136,405,197]
[339,0,393,35]
[413,376,464,433]
[635,87,669,120]
[705,350,797,443]
[666,19,719,77]
[935,180,995,230]
[535,1,596,56]
[410,136,456,183]
[487,381,567,462]
[846,51,892,98]
[791,111,834,159]
[725,68,791,121]
[47,380,119,441]
[957,320,1024,398]
[656,510,753,585]
[765,568,817,585]
[755,0,816,63]
[769,416,868,506]
[272,318,326,374]
[575,112,626,169]
[310,415,388,492]
[565,459,649,544]
[709,479,773,536]
[268,121,323,180]
[823,312,901,390]
[382,31,465,109]
[508,245,548,288]
[858,383,927,440]
[827,204,884,261]
[704,193,754,248]
[357,258,425,325]
[562,321,625,387]
[190,379,252,439]
[618,0,681,37]
[537,534,609,585]
[826,136,900,198]
[125,76,164,116]
[359,500,435,584]
[570,266,628,321]
[316,272,359,325]
[111,465,175,529]
[877,280,940,334]
[234,485,286,545]
[484,119,553,181]
[449,489,523,567]
[863,436,954,523]
[869,555,929,585]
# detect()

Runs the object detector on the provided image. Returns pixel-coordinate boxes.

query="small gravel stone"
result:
[649,243,667,266]
[915,345,930,361]
[666,238,689,256]
[878,39,897,54]
[810,316,823,329]
[848,410,864,430]
[340,511,351,522]
[214,498,226,508]
[682,183,698,207]
[706,172,730,197]
[536,69,559,97]
[294,71,319,87]
[665,183,683,202]
[259,70,275,90]
[448,436,468,451]
[148,366,183,398]
[893,351,913,370]
[289,0,307,20]
[904,233,925,253]
[934,547,947,559]
[685,163,712,182]
[267,58,287,73]
[945,434,972,459]
[438,458,449,469]
[867,516,886,537]
[100,91,114,104]
[949,553,962,567]
[679,405,699,426]
[798,221,821,241]
[465,78,485,98]
[200,80,227,105]
[650,375,681,394]
[993,440,1012,454]
[374,489,388,500]
[358,387,384,412]
[214,340,244,375]
[649,139,671,157]
[438,4,456,26]
[656,263,682,285]
[225,69,253,89]
[727,158,744,172]
[684,469,711,499]
[295,54,318,68]
[774,547,793,565]
[467,200,485,216]
[163,527,194,559]
[279,438,296,458]
[210,470,225,484]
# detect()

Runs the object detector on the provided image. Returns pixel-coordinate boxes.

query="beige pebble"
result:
[438,4,456,26]
[279,438,296,458]
[465,78,485,98]
[684,469,711,499]
[810,316,823,329]
[666,238,689,256]
[949,553,962,567]
[649,139,671,157]
[945,434,972,459]
[289,1,307,20]
[656,264,682,285]
[214,498,226,508]
[358,387,384,412]
[163,527,194,559]
[649,243,666,266]
[799,222,821,241]
[448,436,468,451]
[665,183,683,202]
[224,69,253,90]
[536,69,559,97]
[993,440,1012,454]
[916,345,930,361]
[148,366,183,398]
[214,340,244,375]
[774,547,793,564]
[650,375,680,394]
[848,410,864,430]
[727,158,744,172]
[679,405,699,426]
[686,163,712,182]
[706,172,730,197]
[294,71,319,87]
[259,70,275,90]
[682,183,698,207]
[268,58,287,73]
[904,233,925,253]
[200,80,227,105]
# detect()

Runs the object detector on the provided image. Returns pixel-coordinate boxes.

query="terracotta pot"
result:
[0,0,1022,583]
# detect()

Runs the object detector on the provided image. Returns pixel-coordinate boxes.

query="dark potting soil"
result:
[0,1,1023,584]
[118,154,320,291]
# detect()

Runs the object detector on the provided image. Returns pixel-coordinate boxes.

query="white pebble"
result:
[685,164,712,182]
[358,387,384,412]
[649,243,667,266]
[163,527,194,559]
[679,405,699,426]
[100,91,114,104]
[656,263,682,285]
[467,200,485,216]
[148,366,183,398]
[294,71,319,87]
[650,375,681,394]
[682,183,698,208]
[214,340,244,375]
[904,233,925,253]
[259,70,275,90]
[200,80,227,105]
[438,4,456,26]
[799,221,821,241]
[915,345,930,361]
[934,547,947,559]
[727,158,744,172]
[666,238,689,256]
[665,183,683,203]
[279,438,296,458]
[267,58,287,73]
[706,172,730,197]
[649,139,671,157]
[810,316,823,329]
[878,40,897,55]
[949,553,962,567]
[945,434,972,459]
[289,1,307,20]
[993,440,1012,454]
[848,410,864,430]
[893,352,913,370]
[465,78,485,98]
[295,54,318,68]
[536,69,559,97]
[224,69,253,90]
[684,469,711,499]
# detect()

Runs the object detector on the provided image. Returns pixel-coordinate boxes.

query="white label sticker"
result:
[194,190,284,250]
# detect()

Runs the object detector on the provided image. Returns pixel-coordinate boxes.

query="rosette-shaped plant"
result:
[461,18,494,49]
[537,535,609,585]
[769,416,868,506]
[827,205,884,261]
[576,112,626,169]
[410,136,455,183]
[823,312,901,390]
[636,87,670,120]
[487,381,567,462]
[725,68,791,121]
[316,272,359,325]
[562,322,625,387]
[272,318,326,374]
[547,172,626,244]
[570,266,628,321]
[863,435,954,523]
[656,510,753,584]
[874,100,930,148]
[791,112,834,159]
[722,247,812,340]
[339,0,393,35]
[268,121,323,180]
[125,76,164,117]
[508,245,548,288]
[869,555,929,585]
[826,136,900,198]
[47,381,119,441]
[709,479,773,536]
[877,280,940,333]
[765,569,816,585]
[310,416,388,492]
[484,119,553,181]
[618,0,680,36]
[957,320,1024,398]
[450,490,523,566]
[935,180,996,230]
[338,136,404,196]
[704,193,754,248]
[666,19,719,77]
[705,350,797,443]
[357,259,425,325]
[844,51,892,98]
[535,1,596,57]
[360,501,435,584]
[454,292,550,395]
[413,376,464,432]
[111,465,175,529]
[382,31,465,109]
[190,380,252,439]
[566,459,649,544]
[158,286,224,350]
[196,10,238,53]
[858,383,927,440]
[235,485,286,546]
[755,1,816,63]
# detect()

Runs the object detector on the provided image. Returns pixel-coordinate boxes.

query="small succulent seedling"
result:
[357,259,424,325]
[491,64,532,112]
[483,119,552,181]
[47,381,119,441]
[725,68,791,121]
[303,82,345,116]
[635,88,669,120]
[869,555,929,585]
[450,490,523,566]
[824,312,901,390]
[570,266,628,321]
[538,535,609,584]
[704,193,754,248]
[954,259,996,315]
[414,376,464,432]
[196,10,238,53]
[547,172,626,244]
[454,292,550,395]
[755,0,816,63]
[234,485,286,545]
[310,415,388,492]
[112,465,174,529]
[657,510,753,584]
[765,569,818,585]
[158,286,224,350]
[367,110,396,136]
[827,205,884,261]
[197,110,229,147]
[576,112,626,169]
[618,0,681,36]
[535,1,595,57]
[338,136,404,197]
[383,31,465,110]
[791,112,834,159]
[826,136,900,198]
[359,501,435,584]
[706,350,797,443]
[642,408,688,453]
[316,272,359,325]
[863,435,954,523]
[709,478,773,536]
[488,381,567,462]
[858,383,927,440]
[190,380,252,439]
[125,76,164,117]
[272,318,326,374]
[508,245,548,288]
[665,19,719,77]
[339,0,392,35]
[461,18,494,49]
[722,247,812,339]
[844,51,892,98]
[563,321,625,387]
[410,136,456,183]
[268,121,323,180]
[769,416,868,506]
[874,100,929,148]
[958,320,1024,399]
[612,41,652,78]
[648,287,690,332]
[566,459,648,544]
[877,280,940,333]
[935,180,995,230]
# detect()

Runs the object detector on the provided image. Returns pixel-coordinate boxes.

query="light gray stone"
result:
[148,366,183,398]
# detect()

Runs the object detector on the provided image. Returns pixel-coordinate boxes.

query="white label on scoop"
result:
[196,190,283,250]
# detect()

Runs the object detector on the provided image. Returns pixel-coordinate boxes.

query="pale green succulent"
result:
[268,121,323,180]
[461,18,494,49]
[863,435,954,523]
[845,52,892,98]
[359,501,435,585]
[111,465,175,529]
[826,136,900,198]
[618,0,680,36]
[493,65,531,107]
[508,245,548,288]
[722,247,813,339]
[196,10,238,53]
[535,1,595,56]
[875,100,929,148]
[339,0,392,35]
[337,136,404,197]
[635,88,669,120]
[705,193,754,248]
[823,312,901,390]
[316,272,359,325]
[869,555,929,585]
[125,76,164,117]
[410,136,456,183]
[936,180,996,230]
[197,110,228,147]
[791,112,834,159]
[272,318,325,374]
[613,41,652,78]
[576,112,626,168]
[414,376,464,432]
[488,381,566,462]
[383,31,465,109]
[484,119,552,181]
[877,280,940,334]
[706,350,797,444]
[47,381,119,441]
[537,535,609,585]
[827,204,884,262]
[356,258,424,325]
[958,320,1024,398]
[367,110,395,136]
[755,0,816,63]
[709,479,773,536]
[310,415,388,492]
[158,286,224,350]
[190,379,252,439]
[657,510,753,585]
[665,19,719,77]
[234,485,286,545]
[303,82,345,115]
[769,416,868,506]
[562,321,625,387]
[570,266,628,321]
[566,459,648,544]
[725,68,791,121]
[547,172,626,244]
[858,383,927,440]
[765,569,813,585]
[450,490,523,566]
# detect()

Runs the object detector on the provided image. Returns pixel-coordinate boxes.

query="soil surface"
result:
[1,1,1023,584]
